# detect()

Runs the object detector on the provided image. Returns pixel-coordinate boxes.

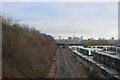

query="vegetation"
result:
[81,40,109,47]
[2,17,58,78]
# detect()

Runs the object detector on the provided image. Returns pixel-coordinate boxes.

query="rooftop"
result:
[72,50,120,79]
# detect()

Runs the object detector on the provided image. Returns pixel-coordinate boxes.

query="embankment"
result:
[2,18,58,78]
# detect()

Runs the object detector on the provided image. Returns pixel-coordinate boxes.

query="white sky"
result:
[1,1,119,39]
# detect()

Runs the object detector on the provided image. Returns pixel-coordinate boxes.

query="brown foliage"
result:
[2,17,58,78]
[81,40,109,47]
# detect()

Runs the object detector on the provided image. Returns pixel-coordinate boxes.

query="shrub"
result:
[2,17,58,78]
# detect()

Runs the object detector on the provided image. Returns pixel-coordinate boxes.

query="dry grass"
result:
[2,17,58,78]
[64,49,89,79]
[75,62,89,78]
[47,50,59,78]
[81,40,109,47]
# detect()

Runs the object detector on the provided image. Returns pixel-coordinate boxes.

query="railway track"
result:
[54,47,68,78]
[54,46,81,78]
[54,47,80,80]
[62,48,81,78]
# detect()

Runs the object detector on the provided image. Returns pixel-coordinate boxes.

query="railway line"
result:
[54,46,81,78]
[63,49,81,78]
[54,46,68,78]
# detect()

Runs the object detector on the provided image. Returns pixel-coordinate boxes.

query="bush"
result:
[2,17,58,78]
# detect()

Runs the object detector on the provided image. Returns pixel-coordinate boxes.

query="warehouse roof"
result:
[97,51,120,60]
[72,50,120,79]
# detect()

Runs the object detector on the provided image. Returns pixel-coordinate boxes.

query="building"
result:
[68,46,120,79]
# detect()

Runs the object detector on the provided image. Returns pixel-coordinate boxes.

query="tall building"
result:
[81,36,83,39]
[111,37,114,40]
[68,37,72,44]
[59,36,61,40]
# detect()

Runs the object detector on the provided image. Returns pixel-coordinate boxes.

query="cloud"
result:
[2,2,118,39]
[2,0,120,2]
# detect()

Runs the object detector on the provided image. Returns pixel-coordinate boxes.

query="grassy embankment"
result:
[2,17,58,78]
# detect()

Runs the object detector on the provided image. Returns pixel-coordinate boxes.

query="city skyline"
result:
[55,35,117,40]
[2,2,118,39]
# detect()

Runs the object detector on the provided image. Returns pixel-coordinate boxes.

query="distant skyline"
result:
[2,2,118,39]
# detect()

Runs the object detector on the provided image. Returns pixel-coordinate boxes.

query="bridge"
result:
[56,40,83,46]
[57,43,82,46]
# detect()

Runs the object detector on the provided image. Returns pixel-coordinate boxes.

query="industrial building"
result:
[68,46,120,79]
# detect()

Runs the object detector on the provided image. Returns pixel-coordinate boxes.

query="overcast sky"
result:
[2,2,118,39]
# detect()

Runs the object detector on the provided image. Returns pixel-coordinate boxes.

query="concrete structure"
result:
[68,46,120,79]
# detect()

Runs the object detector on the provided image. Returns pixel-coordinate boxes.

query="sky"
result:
[2,2,118,39]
